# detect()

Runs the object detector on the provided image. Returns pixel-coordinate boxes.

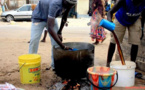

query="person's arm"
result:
[140,9,145,40]
[47,17,66,49]
[47,3,73,50]
[141,9,145,30]
[57,8,71,35]
[107,0,125,22]
[47,17,71,50]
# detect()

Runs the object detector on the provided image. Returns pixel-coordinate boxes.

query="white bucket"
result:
[110,61,136,87]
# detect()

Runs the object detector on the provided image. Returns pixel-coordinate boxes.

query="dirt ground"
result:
[0,18,145,90]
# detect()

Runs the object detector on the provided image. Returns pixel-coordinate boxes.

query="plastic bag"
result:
[0,82,24,90]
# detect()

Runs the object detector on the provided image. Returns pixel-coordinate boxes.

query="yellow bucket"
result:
[18,54,41,84]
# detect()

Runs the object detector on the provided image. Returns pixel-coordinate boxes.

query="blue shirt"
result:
[115,0,145,26]
[32,0,63,22]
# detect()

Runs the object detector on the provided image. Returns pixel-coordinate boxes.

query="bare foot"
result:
[41,39,46,42]
[93,42,99,45]
[105,31,107,35]
[106,63,110,67]
[101,38,106,43]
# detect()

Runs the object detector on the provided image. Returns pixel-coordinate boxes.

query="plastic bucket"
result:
[87,66,118,90]
[18,54,41,84]
[110,61,136,87]
[99,19,115,31]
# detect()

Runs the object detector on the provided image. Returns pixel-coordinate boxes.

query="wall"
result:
[6,0,38,10]
[77,0,89,15]
[6,0,26,9]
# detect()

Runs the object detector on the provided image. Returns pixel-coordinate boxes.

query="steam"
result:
[90,9,102,32]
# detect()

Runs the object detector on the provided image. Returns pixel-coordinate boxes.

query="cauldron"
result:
[53,42,94,80]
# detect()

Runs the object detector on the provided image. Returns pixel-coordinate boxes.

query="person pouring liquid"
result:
[106,0,145,67]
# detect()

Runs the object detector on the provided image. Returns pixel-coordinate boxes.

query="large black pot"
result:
[53,42,94,80]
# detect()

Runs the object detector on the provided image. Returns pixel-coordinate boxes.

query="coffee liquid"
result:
[112,31,126,65]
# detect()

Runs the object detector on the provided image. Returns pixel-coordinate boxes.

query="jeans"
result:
[29,20,59,69]
[1,5,5,12]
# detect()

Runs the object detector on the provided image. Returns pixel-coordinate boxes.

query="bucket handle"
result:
[19,62,26,71]
[87,71,118,90]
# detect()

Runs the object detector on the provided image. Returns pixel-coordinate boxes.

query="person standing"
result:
[0,0,5,12]
[106,0,145,67]
[105,0,110,15]
[29,0,77,70]
[90,0,106,45]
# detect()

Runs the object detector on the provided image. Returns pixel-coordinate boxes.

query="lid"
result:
[87,66,117,76]
[110,61,136,69]
[18,54,41,63]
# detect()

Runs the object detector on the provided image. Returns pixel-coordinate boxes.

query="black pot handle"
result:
[87,71,118,90]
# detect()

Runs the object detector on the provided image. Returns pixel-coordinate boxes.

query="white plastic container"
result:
[110,61,136,87]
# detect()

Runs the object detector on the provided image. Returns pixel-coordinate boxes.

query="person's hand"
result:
[65,21,69,27]
[104,15,107,19]
[140,28,144,40]
[63,46,72,50]
[57,34,63,42]
[107,15,112,22]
